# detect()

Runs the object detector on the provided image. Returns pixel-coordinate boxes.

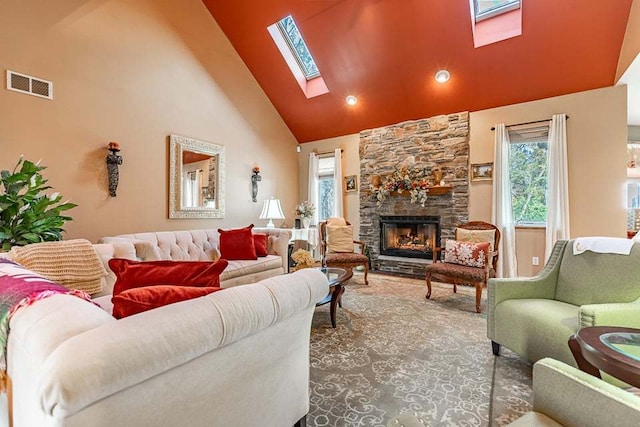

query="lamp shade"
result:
[259,197,285,228]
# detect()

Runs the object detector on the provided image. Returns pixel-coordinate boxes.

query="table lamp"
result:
[259,197,285,228]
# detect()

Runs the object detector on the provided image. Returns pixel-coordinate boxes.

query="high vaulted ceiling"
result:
[203,0,633,143]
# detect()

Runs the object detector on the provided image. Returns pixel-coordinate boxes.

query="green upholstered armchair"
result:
[507,358,640,426]
[488,239,640,368]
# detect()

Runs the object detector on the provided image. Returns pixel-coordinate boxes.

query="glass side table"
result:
[569,326,640,387]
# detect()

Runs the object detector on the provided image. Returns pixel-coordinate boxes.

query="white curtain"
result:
[333,148,344,218]
[492,124,518,278]
[308,152,319,224]
[182,170,201,207]
[545,113,570,261]
[182,175,192,207]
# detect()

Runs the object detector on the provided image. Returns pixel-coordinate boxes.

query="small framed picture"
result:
[471,163,493,181]
[344,175,358,192]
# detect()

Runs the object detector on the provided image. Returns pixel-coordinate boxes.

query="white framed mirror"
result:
[169,134,225,219]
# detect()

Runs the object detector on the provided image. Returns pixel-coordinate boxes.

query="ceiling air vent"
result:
[6,70,53,100]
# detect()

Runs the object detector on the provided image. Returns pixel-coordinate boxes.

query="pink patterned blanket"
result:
[0,258,93,392]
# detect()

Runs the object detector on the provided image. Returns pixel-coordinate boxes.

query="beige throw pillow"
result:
[9,239,108,295]
[327,217,348,227]
[327,225,354,253]
[456,228,496,252]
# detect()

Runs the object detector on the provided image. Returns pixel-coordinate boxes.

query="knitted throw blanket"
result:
[0,259,93,392]
[9,239,108,294]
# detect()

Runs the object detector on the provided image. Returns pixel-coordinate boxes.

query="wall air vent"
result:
[6,70,53,99]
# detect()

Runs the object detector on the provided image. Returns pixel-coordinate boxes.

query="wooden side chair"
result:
[425,221,500,313]
[319,218,369,285]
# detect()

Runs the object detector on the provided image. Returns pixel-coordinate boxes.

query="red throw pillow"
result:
[218,224,257,260]
[253,233,268,257]
[108,258,229,296]
[112,285,223,319]
[444,240,490,268]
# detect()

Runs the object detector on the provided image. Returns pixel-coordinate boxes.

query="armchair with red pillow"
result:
[425,221,500,313]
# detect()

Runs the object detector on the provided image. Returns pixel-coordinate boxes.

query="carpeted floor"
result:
[308,272,533,427]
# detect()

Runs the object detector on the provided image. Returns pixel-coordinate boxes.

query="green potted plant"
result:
[0,157,77,250]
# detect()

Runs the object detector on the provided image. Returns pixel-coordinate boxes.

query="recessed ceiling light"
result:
[346,95,357,105]
[435,70,451,83]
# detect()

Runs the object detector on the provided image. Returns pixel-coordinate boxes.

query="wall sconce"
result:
[106,141,123,197]
[251,164,261,202]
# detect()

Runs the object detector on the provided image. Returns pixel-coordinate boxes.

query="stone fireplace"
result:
[359,112,470,277]
[379,216,440,260]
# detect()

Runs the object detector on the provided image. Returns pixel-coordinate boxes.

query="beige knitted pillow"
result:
[456,228,496,252]
[327,217,347,227]
[9,239,108,295]
[327,225,354,253]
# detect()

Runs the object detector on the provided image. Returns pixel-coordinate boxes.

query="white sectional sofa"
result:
[98,227,291,292]
[4,240,328,427]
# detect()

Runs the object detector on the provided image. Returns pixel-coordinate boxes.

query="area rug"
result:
[308,272,533,427]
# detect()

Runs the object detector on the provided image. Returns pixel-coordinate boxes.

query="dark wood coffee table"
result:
[569,326,640,387]
[316,267,352,328]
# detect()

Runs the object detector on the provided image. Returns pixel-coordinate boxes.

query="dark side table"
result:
[315,267,353,328]
[569,326,640,387]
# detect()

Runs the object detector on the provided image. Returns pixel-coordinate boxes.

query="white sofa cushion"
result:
[110,230,220,261]
[92,242,138,297]
[220,255,283,281]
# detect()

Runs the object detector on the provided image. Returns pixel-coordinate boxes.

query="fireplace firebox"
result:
[379,216,440,259]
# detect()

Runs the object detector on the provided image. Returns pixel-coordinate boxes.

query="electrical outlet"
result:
[532,256,540,266]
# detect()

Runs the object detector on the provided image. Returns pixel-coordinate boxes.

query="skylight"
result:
[474,0,520,22]
[277,15,320,80]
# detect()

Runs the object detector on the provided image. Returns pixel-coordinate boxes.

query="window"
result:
[508,125,549,225]
[277,15,320,80]
[317,156,335,221]
[474,0,520,22]
[267,16,328,98]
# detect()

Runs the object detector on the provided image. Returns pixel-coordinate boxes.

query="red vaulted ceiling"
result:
[202,0,633,143]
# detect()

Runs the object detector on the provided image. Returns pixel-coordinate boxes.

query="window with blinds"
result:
[508,124,550,225]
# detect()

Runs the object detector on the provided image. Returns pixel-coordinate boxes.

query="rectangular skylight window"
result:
[474,0,520,22]
[277,15,320,80]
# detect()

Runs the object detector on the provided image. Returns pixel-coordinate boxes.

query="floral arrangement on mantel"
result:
[372,166,434,207]
[294,200,315,219]
[291,248,315,269]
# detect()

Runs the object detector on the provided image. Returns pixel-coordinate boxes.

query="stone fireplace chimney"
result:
[359,112,470,277]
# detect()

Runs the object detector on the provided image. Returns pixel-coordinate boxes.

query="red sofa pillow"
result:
[253,233,268,257]
[218,224,257,260]
[108,258,228,296]
[112,285,223,319]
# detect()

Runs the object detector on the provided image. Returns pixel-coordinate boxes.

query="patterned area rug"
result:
[308,272,533,427]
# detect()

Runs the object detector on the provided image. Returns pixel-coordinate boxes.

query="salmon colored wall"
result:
[302,86,628,276]
[470,86,627,275]
[512,227,545,277]
[0,0,299,242]
[617,0,640,82]
[296,134,360,235]
[469,85,628,236]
